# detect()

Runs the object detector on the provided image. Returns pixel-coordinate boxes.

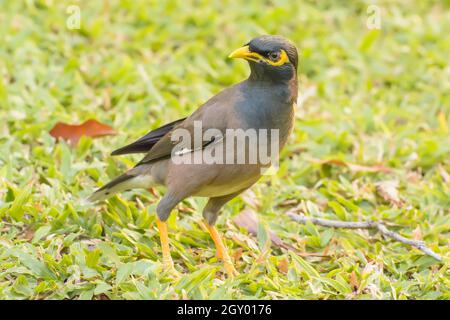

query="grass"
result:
[0,0,449,299]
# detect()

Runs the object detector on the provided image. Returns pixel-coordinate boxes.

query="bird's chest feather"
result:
[234,83,295,144]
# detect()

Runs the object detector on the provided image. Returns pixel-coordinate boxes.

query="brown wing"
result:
[135,83,241,166]
[111,118,186,155]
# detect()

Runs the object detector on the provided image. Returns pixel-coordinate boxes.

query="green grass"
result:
[0,0,449,299]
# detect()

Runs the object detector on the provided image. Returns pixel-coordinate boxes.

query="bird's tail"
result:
[88,170,155,203]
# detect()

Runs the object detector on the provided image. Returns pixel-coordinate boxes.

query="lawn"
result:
[0,0,449,299]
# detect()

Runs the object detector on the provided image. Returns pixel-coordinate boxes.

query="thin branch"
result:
[286,212,442,261]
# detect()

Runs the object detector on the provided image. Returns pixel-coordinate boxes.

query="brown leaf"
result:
[49,119,116,145]
[19,227,34,242]
[350,271,359,292]
[233,209,326,257]
[95,293,110,300]
[376,180,403,206]
[412,226,423,241]
[241,189,261,209]
[308,157,392,173]
[438,165,450,184]
[406,170,422,183]
[178,204,195,214]
[232,247,243,262]
[277,257,289,274]
[148,187,159,197]
[234,209,283,247]
[277,199,298,208]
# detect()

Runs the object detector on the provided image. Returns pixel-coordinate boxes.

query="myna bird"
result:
[89,35,299,277]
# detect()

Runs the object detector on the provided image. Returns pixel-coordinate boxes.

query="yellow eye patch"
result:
[265,50,289,66]
[228,46,289,66]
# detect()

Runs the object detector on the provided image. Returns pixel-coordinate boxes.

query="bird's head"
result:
[229,35,298,82]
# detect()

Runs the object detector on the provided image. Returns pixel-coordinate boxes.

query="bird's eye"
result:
[268,51,280,61]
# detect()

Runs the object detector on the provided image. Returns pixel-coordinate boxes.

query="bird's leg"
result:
[202,192,244,277]
[156,218,176,274]
[205,223,238,277]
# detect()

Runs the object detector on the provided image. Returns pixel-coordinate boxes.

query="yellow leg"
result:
[206,224,238,277]
[156,218,177,274]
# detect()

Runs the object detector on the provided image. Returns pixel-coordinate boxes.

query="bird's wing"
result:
[111,117,186,155]
[136,126,220,165]
[136,85,238,165]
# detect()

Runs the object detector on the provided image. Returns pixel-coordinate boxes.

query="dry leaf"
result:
[438,165,450,184]
[19,227,34,242]
[277,257,289,274]
[49,119,116,145]
[308,157,392,173]
[322,237,337,256]
[241,189,261,209]
[278,199,299,207]
[232,247,243,262]
[412,226,423,241]
[376,180,403,206]
[350,271,359,292]
[233,209,283,247]
[178,205,195,214]
[233,209,325,257]
[406,170,422,183]
[148,187,159,197]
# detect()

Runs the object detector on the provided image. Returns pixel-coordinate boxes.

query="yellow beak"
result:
[228,45,263,63]
[228,45,290,66]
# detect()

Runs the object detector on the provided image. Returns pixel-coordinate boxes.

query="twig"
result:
[286,212,442,261]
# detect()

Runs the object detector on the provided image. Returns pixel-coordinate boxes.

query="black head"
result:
[229,35,298,82]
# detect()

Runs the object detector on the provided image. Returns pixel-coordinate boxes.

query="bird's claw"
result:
[162,260,181,279]
[223,259,239,278]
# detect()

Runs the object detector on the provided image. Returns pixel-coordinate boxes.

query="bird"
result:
[89,35,299,277]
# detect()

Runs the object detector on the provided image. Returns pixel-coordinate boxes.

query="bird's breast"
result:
[234,84,295,145]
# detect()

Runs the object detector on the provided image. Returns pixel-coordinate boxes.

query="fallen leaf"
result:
[178,204,195,214]
[148,187,159,197]
[49,119,116,145]
[322,237,337,256]
[412,226,423,241]
[406,170,422,183]
[375,180,403,206]
[277,257,289,274]
[308,157,392,173]
[233,209,325,257]
[19,227,34,242]
[241,189,260,209]
[438,165,450,184]
[234,209,283,247]
[232,247,243,262]
[277,199,298,208]
[95,293,110,300]
[350,271,359,292]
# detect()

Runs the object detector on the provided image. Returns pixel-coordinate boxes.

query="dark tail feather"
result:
[88,173,136,202]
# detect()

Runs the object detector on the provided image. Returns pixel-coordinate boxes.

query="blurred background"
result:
[0,0,448,299]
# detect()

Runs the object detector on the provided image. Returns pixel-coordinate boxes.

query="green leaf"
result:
[359,30,380,52]
[8,183,32,221]
[116,263,134,285]
[32,226,52,243]
[289,252,320,280]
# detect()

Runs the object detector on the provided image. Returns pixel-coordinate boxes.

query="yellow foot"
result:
[156,218,180,278]
[205,223,239,278]
[223,259,239,278]
[162,263,181,279]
